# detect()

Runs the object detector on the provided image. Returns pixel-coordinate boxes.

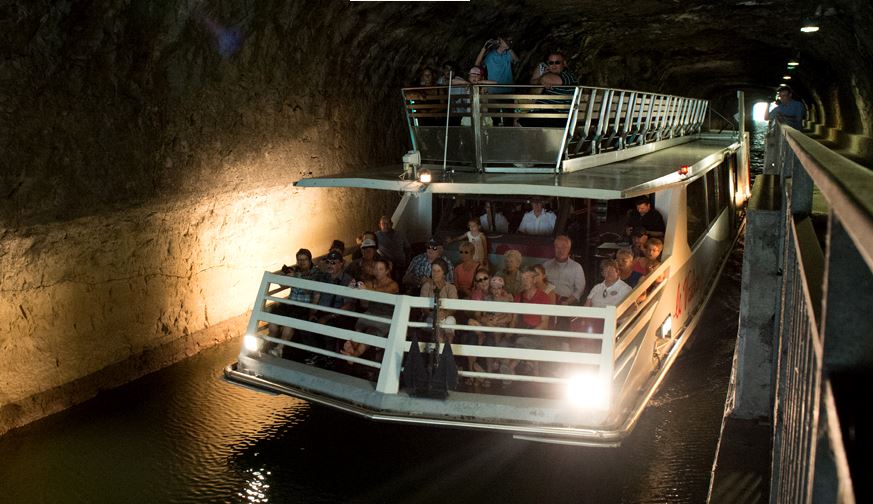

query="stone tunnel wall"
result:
[0,1,407,434]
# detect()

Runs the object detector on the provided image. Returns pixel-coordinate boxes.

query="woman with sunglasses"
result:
[452,241,481,298]
[469,268,491,301]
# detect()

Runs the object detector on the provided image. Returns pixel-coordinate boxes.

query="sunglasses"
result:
[427,246,440,250]
[547,60,563,65]
[475,276,489,282]
[326,260,341,265]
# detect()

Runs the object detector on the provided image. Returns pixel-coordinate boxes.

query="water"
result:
[750,120,768,174]
[0,246,743,504]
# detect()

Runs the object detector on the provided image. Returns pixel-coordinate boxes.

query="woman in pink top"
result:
[453,241,480,298]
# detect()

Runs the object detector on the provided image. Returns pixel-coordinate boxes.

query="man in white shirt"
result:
[542,235,585,305]
[479,202,509,233]
[586,259,632,308]
[518,197,556,235]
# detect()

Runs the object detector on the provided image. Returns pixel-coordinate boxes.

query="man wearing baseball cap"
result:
[402,238,454,295]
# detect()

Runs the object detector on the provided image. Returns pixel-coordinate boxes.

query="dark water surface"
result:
[0,246,743,504]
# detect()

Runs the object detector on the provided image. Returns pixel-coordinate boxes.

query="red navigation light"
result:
[678,165,689,176]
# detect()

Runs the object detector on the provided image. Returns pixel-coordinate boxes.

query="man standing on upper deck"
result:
[518,196,556,235]
[764,85,805,130]
[475,34,518,94]
[530,51,577,96]
[525,51,578,127]
[543,235,586,306]
[625,195,665,239]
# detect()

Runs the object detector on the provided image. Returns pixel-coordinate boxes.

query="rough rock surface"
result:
[1,0,871,433]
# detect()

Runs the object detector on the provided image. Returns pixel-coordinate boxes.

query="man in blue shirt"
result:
[474,34,518,94]
[764,85,805,130]
[475,34,518,126]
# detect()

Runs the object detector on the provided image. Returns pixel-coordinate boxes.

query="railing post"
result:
[401,89,419,152]
[249,275,272,339]
[789,144,814,217]
[376,295,415,393]
[556,87,582,173]
[593,89,612,154]
[471,86,484,173]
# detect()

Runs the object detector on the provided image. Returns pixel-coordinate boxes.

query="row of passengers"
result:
[276,244,659,375]
[281,226,659,320]
[271,224,659,343]
[415,49,577,104]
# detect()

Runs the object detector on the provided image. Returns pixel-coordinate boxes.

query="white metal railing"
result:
[246,272,622,399]
[768,124,872,503]
[402,84,708,173]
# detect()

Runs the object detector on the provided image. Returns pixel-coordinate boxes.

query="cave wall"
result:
[0,1,408,434]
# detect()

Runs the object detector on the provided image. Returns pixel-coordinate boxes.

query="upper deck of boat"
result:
[296,133,739,200]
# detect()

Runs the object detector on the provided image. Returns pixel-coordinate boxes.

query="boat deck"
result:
[296,133,739,199]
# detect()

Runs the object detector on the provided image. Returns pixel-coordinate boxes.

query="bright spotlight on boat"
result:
[800,24,819,33]
[782,75,792,80]
[418,169,432,184]
[787,60,799,67]
[566,373,609,409]
[243,334,260,353]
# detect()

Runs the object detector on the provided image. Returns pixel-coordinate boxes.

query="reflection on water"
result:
[0,244,743,503]
[750,120,768,174]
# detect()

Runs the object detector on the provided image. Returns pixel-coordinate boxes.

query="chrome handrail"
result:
[401,84,709,173]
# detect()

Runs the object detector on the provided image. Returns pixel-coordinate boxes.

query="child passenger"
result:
[448,219,489,268]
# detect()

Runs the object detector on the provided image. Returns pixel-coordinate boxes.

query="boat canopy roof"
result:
[295,134,739,200]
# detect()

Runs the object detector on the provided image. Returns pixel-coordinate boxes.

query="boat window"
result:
[705,170,718,226]
[717,158,730,212]
[686,177,707,247]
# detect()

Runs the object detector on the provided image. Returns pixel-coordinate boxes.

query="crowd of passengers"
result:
[408,33,579,127]
[267,196,666,382]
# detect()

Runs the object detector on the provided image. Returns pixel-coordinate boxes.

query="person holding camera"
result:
[475,34,518,120]
[267,248,321,357]
[764,85,805,130]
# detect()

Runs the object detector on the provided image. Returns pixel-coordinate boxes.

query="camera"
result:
[281,264,300,275]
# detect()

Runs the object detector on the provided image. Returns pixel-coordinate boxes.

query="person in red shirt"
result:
[501,269,552,378]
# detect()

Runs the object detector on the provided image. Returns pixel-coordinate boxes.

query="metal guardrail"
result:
[402,85,709,173]
[769,124,872,503]
[242,270,672,406]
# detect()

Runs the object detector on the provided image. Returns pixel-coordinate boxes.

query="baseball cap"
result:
[361,238,377,249]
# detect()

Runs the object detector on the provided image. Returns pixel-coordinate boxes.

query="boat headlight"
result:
[243,334,261,353]
[418,168,432,184]
[565,373,610,410]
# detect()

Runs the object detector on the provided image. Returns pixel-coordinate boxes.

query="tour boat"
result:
[225,84,750,447]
